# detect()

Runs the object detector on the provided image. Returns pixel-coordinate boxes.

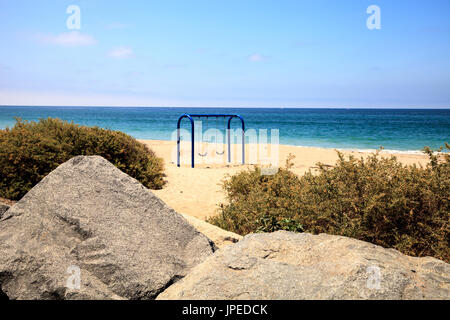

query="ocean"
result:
[0,106,448,153]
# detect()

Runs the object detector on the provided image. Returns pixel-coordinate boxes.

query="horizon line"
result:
[1,105,450,110]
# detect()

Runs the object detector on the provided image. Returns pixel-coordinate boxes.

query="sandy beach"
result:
[141,140,430,221]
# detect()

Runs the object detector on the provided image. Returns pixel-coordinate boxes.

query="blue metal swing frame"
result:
[177,113,245,168]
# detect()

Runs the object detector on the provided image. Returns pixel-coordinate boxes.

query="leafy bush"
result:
[0,118,165,200]
[209,146,450,262]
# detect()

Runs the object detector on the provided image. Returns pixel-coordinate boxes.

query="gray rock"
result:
[0,156,214,300]
[0,204,9,219]
[157,231,450,300]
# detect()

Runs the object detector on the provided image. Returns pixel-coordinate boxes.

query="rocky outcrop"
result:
[0,204,9,219]
[157,231,450,300]
[0,156,214,300]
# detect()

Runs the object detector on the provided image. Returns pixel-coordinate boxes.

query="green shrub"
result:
[209,146,450,262]
[0,118,165,200]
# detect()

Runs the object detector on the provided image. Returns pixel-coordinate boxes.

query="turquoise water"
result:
[0,106,448,152]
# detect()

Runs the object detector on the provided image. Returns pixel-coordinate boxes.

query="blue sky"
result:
[0,0,449,108]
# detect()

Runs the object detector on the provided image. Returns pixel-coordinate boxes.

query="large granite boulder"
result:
[0,156,214,300]
[158,231,450,300]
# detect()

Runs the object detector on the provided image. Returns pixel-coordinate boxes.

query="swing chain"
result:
[198,116,208,157]
[216,116,225,155]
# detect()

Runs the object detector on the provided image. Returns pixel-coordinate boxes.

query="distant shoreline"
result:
[142,138,441,155]
[170,139,434,155]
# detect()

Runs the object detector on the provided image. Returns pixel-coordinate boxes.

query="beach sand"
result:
[141,140,430,221]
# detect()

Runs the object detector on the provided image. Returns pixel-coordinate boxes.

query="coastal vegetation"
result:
[209,146,450,263]
[0,118,165,200]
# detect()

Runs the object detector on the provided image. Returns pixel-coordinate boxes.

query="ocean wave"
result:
[334,148,447,155]
[290,144,428,155]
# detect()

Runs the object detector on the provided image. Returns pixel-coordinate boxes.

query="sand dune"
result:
[141,140,430,221]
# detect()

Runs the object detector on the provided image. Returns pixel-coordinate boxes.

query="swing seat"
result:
[216,151,224,155]
[198,152,208,157]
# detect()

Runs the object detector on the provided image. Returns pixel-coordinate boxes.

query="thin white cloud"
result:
[36,31,97,47]
[108,46,134,59]
[248,54,267,62]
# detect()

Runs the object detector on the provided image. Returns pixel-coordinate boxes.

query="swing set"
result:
[177,113,245,168]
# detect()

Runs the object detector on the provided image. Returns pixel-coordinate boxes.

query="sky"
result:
[0,0,449,108]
